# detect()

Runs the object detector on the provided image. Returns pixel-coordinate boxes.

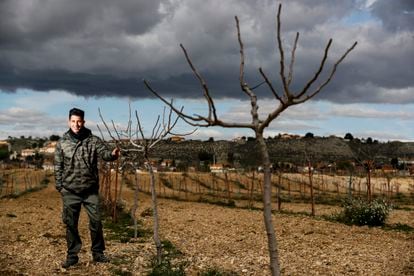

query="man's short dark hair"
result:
[69,108,85,119]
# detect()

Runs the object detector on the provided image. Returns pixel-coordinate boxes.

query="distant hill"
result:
[7,137,46,153]
[6,136,414,167]
[148,137,414,167]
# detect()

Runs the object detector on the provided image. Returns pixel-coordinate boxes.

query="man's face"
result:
[68,115,85,134]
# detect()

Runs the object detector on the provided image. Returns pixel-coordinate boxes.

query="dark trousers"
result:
[61,189,105,257]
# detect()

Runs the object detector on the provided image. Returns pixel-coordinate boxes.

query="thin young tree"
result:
[144,3,357,275]
[275,169,283,211]
[348,140,381,202]
[97,112,128,222]
[100,102,194,264]
[303,145,316,216]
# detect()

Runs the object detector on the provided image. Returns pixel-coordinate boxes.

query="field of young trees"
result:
[2,167,413,209]
[108,170,414,210]
[1,168,413,275]
[1,1,413,274]
[0,169,49,198]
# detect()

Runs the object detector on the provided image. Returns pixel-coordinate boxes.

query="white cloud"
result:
[14,89,80,109]
[191,128,227,140]
[327,103,414,119]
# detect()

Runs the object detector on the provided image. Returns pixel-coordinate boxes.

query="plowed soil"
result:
[1,183,413,275]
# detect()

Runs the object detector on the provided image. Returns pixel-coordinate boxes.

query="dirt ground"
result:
[1,183,413,275]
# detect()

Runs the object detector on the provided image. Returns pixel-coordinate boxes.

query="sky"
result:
[0,0,413,142]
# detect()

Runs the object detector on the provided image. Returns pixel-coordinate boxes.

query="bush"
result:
[148,240,187,276]
[337,198,391,226]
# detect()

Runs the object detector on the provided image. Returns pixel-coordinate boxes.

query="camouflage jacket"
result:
[54,128,117,194]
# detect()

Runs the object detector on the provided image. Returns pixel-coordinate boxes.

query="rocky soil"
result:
[1,183,413,275]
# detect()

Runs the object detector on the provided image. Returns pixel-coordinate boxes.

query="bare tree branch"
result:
[296,38,332,99]
[144,80,211,127]
[250,80,267,90]
[276,3,290,100]
[163,104,198,136]
[235,16,253,99]
[111,120,122,141]
[134,110,146,142]
[287,32,299,87]
[294,41,358,104]
[180,44,218,122]
[97,124,105,140]
[259,67,283,103]
[150,115,162,143]
[235,15,261,129]
[98,108,116,140]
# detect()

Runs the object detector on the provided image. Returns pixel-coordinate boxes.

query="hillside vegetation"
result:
[149,137,414,166]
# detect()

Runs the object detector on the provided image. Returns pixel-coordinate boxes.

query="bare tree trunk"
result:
[249,171,255,208]
[308,161,315,216]
[225,172,231,203]
[348,173,353,199]
[257,134,280,276]
[211,172,215,195]
[118,171,125,203]
[386,176,391,199]
[108,163,114,213]
[170,174,174,197]
[367,169,372,202]
[132,171,140,238]
[113,159,120,222]
[147,163,162,263]
[277,171,282,211]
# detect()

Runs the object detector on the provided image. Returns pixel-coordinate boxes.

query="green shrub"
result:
[337,198,391,226]
[148,240,187,276]
[103,208,149,243]
[148,259,186,276]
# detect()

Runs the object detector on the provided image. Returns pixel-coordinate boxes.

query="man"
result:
[54,107,119,268]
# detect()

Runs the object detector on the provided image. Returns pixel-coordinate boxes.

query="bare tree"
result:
[97,110,131,222]
[144,4,357,275]
[99,102,194,264]
[306,160,316,216]
[348,140,382,202]
[303,144,316,216]
[275,169,283,211]
[383,170,396,199]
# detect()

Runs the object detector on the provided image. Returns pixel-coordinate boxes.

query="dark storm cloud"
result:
[0,0,163,46]
[0,65,244,99]
[0,0,413,104]
[370,0,414,31]
[0,0,166,74]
